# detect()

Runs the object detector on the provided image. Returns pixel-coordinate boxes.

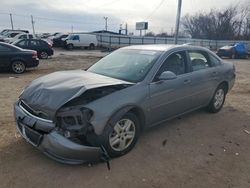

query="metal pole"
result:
[104,17,108,31]
[174,0,182,44]
[31,15,35,35]
[125,23,128,35]
[10,13,14,30]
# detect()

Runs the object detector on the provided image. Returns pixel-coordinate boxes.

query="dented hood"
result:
[20,70,131,119]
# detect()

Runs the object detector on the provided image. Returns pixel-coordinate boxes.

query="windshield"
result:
[88,49,163,83]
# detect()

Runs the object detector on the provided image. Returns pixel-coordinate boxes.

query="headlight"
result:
[57,106,93,127]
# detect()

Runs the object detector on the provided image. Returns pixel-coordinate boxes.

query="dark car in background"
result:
[52,34,69,47]
[0,42,39,74]
[216,42,250,59]
[13,39,54,59]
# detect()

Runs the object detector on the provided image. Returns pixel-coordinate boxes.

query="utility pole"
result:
[174,0,182,44]
[10,13,14,30]
[125,23,128,35]
[104,17,108,31]
[71,25,73,33]
[31,15,35,36]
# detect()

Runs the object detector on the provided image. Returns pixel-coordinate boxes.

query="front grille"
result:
[19,100,49,120]
[18,123,43,146]
[24,125,43,146]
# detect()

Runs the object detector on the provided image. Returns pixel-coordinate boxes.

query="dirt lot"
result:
[0,49,250,188]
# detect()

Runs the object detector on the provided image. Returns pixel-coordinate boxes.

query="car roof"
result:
[122,44,209,52]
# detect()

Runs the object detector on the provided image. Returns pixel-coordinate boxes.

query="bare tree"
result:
[181,5,249,40]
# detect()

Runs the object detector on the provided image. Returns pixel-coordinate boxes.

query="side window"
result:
[30,40,39,46]
[16,40,28,47]
[10,33,18,37]
[209,54,221,66]
[0,44,11,52]
[19,35,27,39]
[73,35,79,40]
[188,51,211,71]
[155,51,187,80]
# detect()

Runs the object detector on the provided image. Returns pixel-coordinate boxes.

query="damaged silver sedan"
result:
[14,45,235,164]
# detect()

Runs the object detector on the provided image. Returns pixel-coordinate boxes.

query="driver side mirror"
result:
[158,71,177,81]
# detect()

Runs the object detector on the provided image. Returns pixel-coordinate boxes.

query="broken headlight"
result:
[56,107,94,138]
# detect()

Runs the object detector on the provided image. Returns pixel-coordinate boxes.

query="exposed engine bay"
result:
[55,84,131,146]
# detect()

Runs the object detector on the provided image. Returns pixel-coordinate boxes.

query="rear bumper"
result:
[14,102,103,164]
[26,58,39,68]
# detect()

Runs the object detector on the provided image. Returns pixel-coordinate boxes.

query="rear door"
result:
[186,50,220,107]
[29,39,40,52]
[148,50,194,125]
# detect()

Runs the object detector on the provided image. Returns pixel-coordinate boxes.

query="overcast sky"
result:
[0,0,244,35]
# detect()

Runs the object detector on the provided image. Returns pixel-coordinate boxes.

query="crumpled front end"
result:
[14,100,104,164]
[14,70,133,164]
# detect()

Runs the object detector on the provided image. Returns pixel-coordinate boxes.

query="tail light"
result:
[32,51,38,59]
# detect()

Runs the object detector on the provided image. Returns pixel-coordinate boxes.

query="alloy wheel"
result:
[214,89,225,109]
[109,119,136,152]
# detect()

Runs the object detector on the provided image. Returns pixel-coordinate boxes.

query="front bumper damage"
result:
[14,101,105,165]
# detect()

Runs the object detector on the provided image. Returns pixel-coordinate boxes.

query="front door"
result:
[148,51,194,125]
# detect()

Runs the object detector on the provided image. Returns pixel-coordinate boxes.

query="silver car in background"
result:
[14,45,235,164]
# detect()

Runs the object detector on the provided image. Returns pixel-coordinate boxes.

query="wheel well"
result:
[219,81,229,94]
[11,59,26,65]
[128,107,145,131]
[89,43,95,46]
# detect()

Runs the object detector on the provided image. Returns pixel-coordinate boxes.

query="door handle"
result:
[183,79,191,84]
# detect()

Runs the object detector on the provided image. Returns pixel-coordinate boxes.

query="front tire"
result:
[89,43,95,50]
[101,112,140,158]
[11,61,26,74]
[67,44,74,50]
[207,85,226,113]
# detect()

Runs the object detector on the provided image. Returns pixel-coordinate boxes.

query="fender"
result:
[107,105,146,130]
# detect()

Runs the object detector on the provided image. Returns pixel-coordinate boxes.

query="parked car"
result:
[0,29,29,36]
[0,31,25,42]
[13,39,54,59]
[52,34,69,47]
[216,42,250,59]
[14,45,235,164]
[64,33,97,50]
[0,42,39,73]
[4,33,34,43]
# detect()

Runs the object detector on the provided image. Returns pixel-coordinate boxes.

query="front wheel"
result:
[207,85,226,113]
[67,44,74,50]
[89,43,95,50]
[101,113,140,158]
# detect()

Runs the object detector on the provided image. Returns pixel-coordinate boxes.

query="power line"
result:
[145,0,166,20]
[0,11,119,26]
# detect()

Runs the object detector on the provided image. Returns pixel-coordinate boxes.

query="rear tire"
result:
[40,51,48,59]
[11,60,26,74]
[100,112,140,158]
[207,84,227,113]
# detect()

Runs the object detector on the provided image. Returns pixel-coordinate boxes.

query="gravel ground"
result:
[0,49,249,188]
